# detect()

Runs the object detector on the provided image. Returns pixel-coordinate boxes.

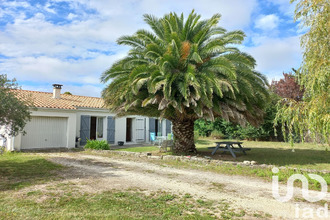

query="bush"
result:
[236,125,264,141]
[210,130,225,139]
[194,119,213,137]
[194,93,283,141]
[84,139,110,150]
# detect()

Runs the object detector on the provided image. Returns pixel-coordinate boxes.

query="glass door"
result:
[96,117,104,140]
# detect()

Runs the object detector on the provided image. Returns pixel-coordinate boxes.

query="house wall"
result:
[0,126,13,151]
[3,106,172,150]
[75,109,151,145]
[114,116,146,145]
[76,109,114,145]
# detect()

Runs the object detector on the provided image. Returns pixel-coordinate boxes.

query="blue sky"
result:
[0,0,303,97]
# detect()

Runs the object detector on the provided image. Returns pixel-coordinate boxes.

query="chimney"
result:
[52,84,63,99]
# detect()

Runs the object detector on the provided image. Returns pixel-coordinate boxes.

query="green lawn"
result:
[0,152,63,190]
[0,188,249,219]
[195,138,330,171]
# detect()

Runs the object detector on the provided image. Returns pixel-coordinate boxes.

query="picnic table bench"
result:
[211,141,251,158]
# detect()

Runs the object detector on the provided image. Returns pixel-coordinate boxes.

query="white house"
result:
[1,84,171,151]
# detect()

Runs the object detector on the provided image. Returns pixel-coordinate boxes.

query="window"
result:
[97,117,103,138]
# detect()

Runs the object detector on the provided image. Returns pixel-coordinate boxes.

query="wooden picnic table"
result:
[211,141,251,158]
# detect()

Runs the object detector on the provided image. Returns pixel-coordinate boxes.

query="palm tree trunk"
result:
[172,119,196,154]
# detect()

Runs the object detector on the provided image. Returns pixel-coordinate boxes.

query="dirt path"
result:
[43,153,328,219]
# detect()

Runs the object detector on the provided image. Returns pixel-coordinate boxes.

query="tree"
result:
[271,70,304,101]
[101,11,270,153]
[0,74,31,140]
[275,1,329,146]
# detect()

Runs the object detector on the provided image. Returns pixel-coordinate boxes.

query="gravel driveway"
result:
[43,152,328,220]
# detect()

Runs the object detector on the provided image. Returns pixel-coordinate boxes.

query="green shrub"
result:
[210,130,225,139]
[84,139,110,150]
[194,119,213,137]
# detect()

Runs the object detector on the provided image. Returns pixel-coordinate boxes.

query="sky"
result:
[0,0,303,97]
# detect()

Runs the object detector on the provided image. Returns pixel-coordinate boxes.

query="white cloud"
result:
[0,0,258,69]
[135,0,257,29]
[2,1,30,8]
[244,36,302,80]
[44,3,56,14]
[0,15,131,61]
[60,84,104,97]
[67,13,77,20]
[255,14,279,31]
[21,84,104,97]
[265,0,296,17]
[1,52,127,86]
[0,0,302,96]
[1,0,258,58]
[71,0,257,29]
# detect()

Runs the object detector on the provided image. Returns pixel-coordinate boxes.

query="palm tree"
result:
[101,11,269,153]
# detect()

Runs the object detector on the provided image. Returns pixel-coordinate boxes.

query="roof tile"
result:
[11,89,105,110]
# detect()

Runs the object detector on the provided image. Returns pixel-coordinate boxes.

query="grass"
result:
[210,182,226,191]
[195,138,330,171]
[0,188,252,219]
[0,152,63,191]
[111,137,329,171]
[112,138,329,171]
[114,146,159,152]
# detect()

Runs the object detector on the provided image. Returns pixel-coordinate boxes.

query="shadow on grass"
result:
[0,154,63,191]
[195,139,213,145]
[197,147,330,168]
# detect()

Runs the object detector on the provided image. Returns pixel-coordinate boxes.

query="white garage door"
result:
[21,116,68,149]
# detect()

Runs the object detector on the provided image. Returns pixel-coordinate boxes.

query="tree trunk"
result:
[172,119,196,154]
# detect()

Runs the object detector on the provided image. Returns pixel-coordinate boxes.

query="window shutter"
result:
[80,115,91,145]
[107,116,115,144]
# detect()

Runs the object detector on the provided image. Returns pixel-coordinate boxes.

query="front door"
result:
[90,117,104,140]
[90,117,97,140]
[126,118,132,142]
